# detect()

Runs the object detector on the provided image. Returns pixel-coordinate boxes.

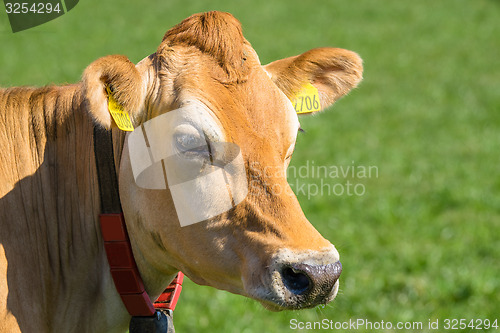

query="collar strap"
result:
[93,126,183,317]
[100,213,184,316]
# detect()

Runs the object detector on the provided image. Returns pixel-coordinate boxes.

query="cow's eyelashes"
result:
[173,124,210,159]
[175,132,204,151]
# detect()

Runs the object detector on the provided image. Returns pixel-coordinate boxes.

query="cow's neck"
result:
[0,85,129,332]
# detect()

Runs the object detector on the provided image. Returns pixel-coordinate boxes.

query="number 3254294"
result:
[5,2,62,14]
[443,319,498,330]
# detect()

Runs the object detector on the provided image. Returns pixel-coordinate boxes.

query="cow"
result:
[0,11,362,333]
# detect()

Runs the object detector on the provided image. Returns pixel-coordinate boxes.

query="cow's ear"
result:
[82,55,145,128]
[263,47,363,113]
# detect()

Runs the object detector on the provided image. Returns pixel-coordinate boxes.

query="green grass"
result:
[2,0,500,332]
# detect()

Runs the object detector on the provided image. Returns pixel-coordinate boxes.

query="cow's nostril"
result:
[281,266,311,295]
[280,261,342,301]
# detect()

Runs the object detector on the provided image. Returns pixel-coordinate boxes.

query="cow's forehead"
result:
[155,47,299,160]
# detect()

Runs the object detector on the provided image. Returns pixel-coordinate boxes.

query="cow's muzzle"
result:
[250,247,341,311]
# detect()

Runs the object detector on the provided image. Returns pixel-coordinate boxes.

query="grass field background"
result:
[1,0,499,332]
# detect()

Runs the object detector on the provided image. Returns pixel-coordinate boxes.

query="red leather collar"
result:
[100,214,183,316]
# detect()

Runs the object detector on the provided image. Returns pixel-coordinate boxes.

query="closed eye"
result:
[173,124,211,160]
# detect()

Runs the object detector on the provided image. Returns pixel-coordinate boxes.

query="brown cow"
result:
[0,11,362,332]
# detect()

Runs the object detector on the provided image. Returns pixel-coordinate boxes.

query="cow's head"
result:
[82,11,362,311]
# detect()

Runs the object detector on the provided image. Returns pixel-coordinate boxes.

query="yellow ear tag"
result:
[106,85,135,131]
[291,82,321,114]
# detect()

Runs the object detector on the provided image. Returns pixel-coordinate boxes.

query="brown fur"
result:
[0,84,125,332]
[162,11,250,83]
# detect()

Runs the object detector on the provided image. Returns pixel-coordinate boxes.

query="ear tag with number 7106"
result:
[291,82,321,114]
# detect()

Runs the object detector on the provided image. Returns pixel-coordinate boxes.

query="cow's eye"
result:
[173,124,209,158]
